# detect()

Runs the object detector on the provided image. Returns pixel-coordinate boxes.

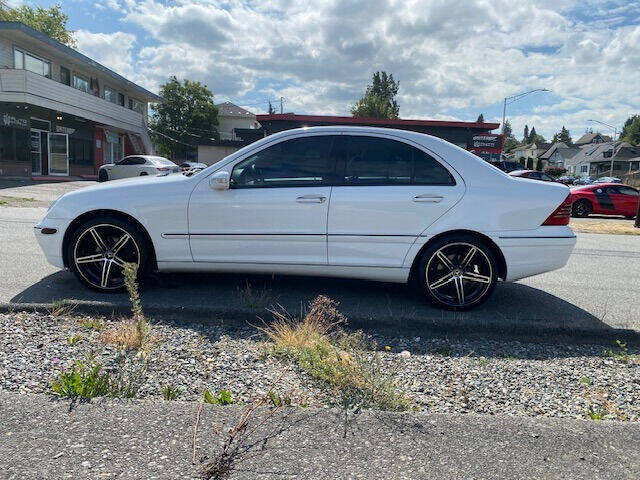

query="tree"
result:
[518,157,526,166]
[150,76,219,159]
[503,119,513,139]
[267,100,277,114]
[528,126,546,144]
[503,137,519,153]
[621,115,640,145]
[351,71,399,119]
[535,158,543,171]
[523,125,529,143]
[0,2,76,47]
[526,157,534,169]
[552,126,572,145]
[476,113,485,123]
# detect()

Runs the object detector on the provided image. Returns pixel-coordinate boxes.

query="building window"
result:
[13,48,51,78]
[104,86,118,104]
[128,98,143,114]
[73,74,89,93]
[117,93,125,107]
[580,165,588,174]
[60,66,71,86]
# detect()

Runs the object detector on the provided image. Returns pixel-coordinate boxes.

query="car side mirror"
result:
[210,171,230,190]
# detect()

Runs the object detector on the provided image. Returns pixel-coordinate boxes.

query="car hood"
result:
[46,173,193,219]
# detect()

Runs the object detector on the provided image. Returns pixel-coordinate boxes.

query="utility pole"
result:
[280,97,284,114]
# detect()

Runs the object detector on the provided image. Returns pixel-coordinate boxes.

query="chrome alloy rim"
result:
[73,224,140,290]
[426,242,493,307]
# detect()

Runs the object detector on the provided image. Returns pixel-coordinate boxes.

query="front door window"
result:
[48,133,69,176]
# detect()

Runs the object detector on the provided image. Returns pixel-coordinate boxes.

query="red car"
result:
[569,183,639,218]
[508,170,555,182]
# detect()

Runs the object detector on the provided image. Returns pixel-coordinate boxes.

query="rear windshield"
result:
[150,157,176,166]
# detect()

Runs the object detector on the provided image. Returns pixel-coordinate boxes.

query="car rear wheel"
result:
[139,172,148,176]
[572,199,592,217]
[98,170,108,182]
[417,235,498,310]
[67,216,150,292]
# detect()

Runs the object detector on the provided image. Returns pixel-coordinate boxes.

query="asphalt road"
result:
[1,180,639,341]
[2,391,638,480]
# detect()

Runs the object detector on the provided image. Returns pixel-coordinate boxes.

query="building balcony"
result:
[0,68,146,134]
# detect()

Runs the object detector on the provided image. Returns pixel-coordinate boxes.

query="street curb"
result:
[1,301,639,345]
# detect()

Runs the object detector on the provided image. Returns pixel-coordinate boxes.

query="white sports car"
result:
[35,126,576,309]
[98,155,180,182]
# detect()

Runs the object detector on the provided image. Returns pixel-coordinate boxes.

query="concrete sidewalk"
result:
[1,391,638,480]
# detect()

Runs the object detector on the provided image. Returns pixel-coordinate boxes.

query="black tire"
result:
[139,172,148,176]
[66,216,151,293]
[98,170,108,182]
[572,199,592,218]
[416,234,498,310]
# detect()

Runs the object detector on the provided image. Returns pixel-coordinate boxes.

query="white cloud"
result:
[82,0,640,139]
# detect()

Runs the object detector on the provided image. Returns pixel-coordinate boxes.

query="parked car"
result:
[490,161,524,173]
[593,176,622,184]
[570,183,639,218]
[179,162,208,177]
[573,176,594,185]
[508,170,555,182]
[36,127,576,310]
[556,175,575,185]
[98,156,180,182]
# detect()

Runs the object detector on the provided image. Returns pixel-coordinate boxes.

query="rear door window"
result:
[341,136,455,186]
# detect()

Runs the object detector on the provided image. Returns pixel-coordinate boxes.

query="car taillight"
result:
[542,194,572,226]
[156,167,169,172]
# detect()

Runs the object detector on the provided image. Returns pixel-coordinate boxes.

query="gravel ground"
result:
[1,311,638,421]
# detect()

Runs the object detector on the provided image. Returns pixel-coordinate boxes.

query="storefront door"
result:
[30,129,42,175]
[47,133,69,176]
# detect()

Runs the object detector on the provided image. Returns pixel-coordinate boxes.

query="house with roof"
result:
[215,102,261,140]
[574,132,612,146]
[565,142,640,177]
[538,142,580,168]
[0,21,159,179]
[509,141,552,163]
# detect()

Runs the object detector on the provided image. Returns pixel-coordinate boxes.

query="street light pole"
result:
[588,119,618,177]
[501,88,550,136]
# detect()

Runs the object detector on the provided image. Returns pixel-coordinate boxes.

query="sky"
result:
[11,0,640,141]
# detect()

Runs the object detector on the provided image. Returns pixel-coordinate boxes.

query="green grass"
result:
[603,340,635,364]
[261,296,409,412]
[586,405,607,421]
[80,319,104,331]
[161,384,182,400]
[203,389,236,405]
[51,356,145,399]
[497,353,517,360]
[433,346,452,356]
[579,376,593,386]
[477,358,490,366]
[66,334,84,345]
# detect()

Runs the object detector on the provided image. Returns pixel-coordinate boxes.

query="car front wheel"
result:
[417,235,498,310]
[98,170,108,182]
[67,216,150,292]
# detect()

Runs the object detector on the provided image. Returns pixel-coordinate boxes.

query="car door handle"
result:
[296,195,326,203]
[413,194,443,203]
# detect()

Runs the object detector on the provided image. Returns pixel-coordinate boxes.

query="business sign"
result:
[55,126,75,135]
[467,134,503,152]
[2,113,28,130]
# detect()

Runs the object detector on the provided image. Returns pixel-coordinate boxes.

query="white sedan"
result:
[35,126,576,310]
[98,155,180,181]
